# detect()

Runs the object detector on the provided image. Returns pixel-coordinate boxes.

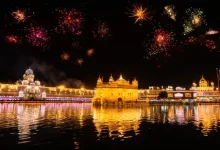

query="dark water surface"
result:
[1,103,220,149]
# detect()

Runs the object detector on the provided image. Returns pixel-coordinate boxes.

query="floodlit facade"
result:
[92,74,138,105]
[190,75,219,101]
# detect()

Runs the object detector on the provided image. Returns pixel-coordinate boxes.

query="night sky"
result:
[0,0,220,89]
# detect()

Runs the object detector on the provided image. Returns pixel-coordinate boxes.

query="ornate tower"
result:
[22,68,35,85]
[199,75,208,87]
[211,82,214,87]
[97,75,103,85]
[109,74,114,83]
[132,77,138,87]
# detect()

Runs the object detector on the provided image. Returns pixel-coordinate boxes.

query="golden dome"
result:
[192,82,197,87]
[109,74,114,82]
[199,75,208,87]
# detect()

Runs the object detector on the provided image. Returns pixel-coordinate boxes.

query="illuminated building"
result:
[190,75,219,101]
[92,74,138,105]
[0,68,94,101]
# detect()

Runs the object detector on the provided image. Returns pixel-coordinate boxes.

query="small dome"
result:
[25,68,33,75]
[35,81,41,86]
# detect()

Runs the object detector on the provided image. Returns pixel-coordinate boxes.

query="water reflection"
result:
[92,106,141,139]
[0,103,220,146]
[0,103,92,144]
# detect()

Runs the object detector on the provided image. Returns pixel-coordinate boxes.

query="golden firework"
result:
[130,5,150,23]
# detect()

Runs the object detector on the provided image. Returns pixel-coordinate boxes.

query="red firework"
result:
[144,29,175,59]
[92,21,109,39]
[154,29,172,47]
[6,35,21,44]
[26,26,49,48]
[56,8,83,35]
[61,52,70,60]
[205,40,216,51]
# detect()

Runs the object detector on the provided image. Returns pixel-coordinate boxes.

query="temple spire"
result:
[119,74,123,80]
[109,74,114,82]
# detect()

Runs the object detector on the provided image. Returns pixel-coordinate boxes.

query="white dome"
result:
[35,81,41,86]
[25,68,33,75]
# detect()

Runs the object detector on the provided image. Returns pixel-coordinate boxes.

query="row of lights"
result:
[0,96,92,101]
[45,98,92,101]
[0,96,21,100]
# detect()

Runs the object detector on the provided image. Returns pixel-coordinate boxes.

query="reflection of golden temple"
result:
[1,103,220,137]
[92,106,141,138]
[92,74,138,105]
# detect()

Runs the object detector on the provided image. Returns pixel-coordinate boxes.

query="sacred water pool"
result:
[0,103,220,149]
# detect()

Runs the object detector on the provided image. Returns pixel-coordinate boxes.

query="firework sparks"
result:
[183,20,194,35]
[77,58,84,65]
[183,8,206,35]
[61,52,70,60]
[11,10,26,22]
[93,21,109,39]
[26,26,50,48]
[205,40,216,51]
[6,35,21,44]
[205,29,219,35]
[72,41,80,48]
[187,36,196,44]
[164,5,176,20]
[87,48,94,56]
[129,4,150,23]
[55,8,83,35]
[144,29,175,59]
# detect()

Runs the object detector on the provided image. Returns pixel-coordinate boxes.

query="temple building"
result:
[190,75,219,101]
[0,68,94,101]
[92,74,138,105]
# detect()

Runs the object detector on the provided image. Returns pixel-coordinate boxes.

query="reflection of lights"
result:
[92,106,141,139]
[0,103,220,140]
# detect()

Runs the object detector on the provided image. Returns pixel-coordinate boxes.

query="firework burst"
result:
[205,40,216,51]
[61,52,70,60]
[26,26,50,48]
[77,58,84,65]
[129,4,151,23]
[205,29,219,35]
[55,8,83,35]
[183,8,206,35]
[93,21,109,39]
[6,35,22,44]
[11,9,27,23]
[87,48,94,56]
[164,5,176,20]
[187,36,197,44]
[144,29,175,59]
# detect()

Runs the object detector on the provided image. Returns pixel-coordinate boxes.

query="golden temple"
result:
[92,74,138,105]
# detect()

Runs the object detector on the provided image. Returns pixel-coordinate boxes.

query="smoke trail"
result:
[30,59,82,88]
